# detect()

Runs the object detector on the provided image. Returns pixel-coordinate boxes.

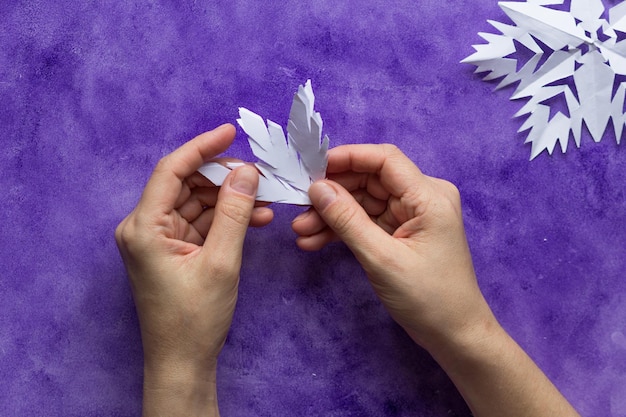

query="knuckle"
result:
[154,155,172,174]
[430,179,463,220]
[380,143,401,157]
[381,143,400,154]
[114,215,147,254]
[442,180,461,205]
[114,221,124,245]
[114,219,132,248]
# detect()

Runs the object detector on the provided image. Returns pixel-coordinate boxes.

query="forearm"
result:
[429,320,580,417]
[142,361,219,417]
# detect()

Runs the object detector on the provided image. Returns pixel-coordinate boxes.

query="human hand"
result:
[292,144,496,353]
[115,124,273,416]
[291,144,582,417]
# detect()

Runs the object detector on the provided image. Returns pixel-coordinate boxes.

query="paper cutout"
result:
[462,0,626,159]
[198,80,329,205]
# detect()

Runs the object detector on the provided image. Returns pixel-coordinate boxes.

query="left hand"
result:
[115,124,273,416]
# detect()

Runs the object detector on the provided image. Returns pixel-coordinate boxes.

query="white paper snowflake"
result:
[198,80,329,205]
[463,0,626,159]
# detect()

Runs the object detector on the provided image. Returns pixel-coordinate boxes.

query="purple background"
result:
[1,1,624,415]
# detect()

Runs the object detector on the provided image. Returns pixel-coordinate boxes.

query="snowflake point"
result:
[464,0,625,159]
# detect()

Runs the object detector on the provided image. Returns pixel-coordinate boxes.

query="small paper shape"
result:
[462,0,626,159]
[198,80,329,205]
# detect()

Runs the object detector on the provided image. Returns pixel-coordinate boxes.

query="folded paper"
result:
[198,80,329,205]
[463,0,626,159]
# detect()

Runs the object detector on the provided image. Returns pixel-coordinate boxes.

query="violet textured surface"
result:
[1,1,624,416]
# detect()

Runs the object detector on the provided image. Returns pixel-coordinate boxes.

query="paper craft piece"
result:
[198,80,329,205]
[462,0,626,159]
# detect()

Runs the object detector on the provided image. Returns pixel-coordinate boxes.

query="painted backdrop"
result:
[1,1,625,416]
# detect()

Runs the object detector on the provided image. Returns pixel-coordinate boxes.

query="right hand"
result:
[292,144,497,352]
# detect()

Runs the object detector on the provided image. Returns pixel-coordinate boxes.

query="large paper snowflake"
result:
[463,0,626,159]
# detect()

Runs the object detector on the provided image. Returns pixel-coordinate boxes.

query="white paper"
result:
[462,0,626,159]
[197,80,329,205]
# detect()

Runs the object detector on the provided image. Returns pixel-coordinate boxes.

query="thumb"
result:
[204,165,259,264]
[309,180,394,269]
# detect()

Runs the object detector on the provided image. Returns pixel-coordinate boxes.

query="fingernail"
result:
[311,182,336,210]
[231,166,257,196]
[292,210,311,223]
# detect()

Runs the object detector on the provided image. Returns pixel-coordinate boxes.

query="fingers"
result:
[292,209,333,251]
[140,124,237,214]
[173,172,218,209]
[292,209,324,236]
[177,187,220,223]
[292,190,387,238]
[327,144,426,199]
[179,189,273,233]
[250,207,274,227]
[194,206,273,234]
[295,228,339,251]
[298,144,434,244]
[203,165,260,266]
[306,180,393,266]
[327,171,389,201]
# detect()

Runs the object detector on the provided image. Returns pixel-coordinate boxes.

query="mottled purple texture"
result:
[1,1,624,416]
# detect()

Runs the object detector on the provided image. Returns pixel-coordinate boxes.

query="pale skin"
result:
[115,124,581,417]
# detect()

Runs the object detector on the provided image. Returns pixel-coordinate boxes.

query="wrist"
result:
[416,311,582,417]
[421,313,509,372]
[142,358,219,417]
[403,299,505,362]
